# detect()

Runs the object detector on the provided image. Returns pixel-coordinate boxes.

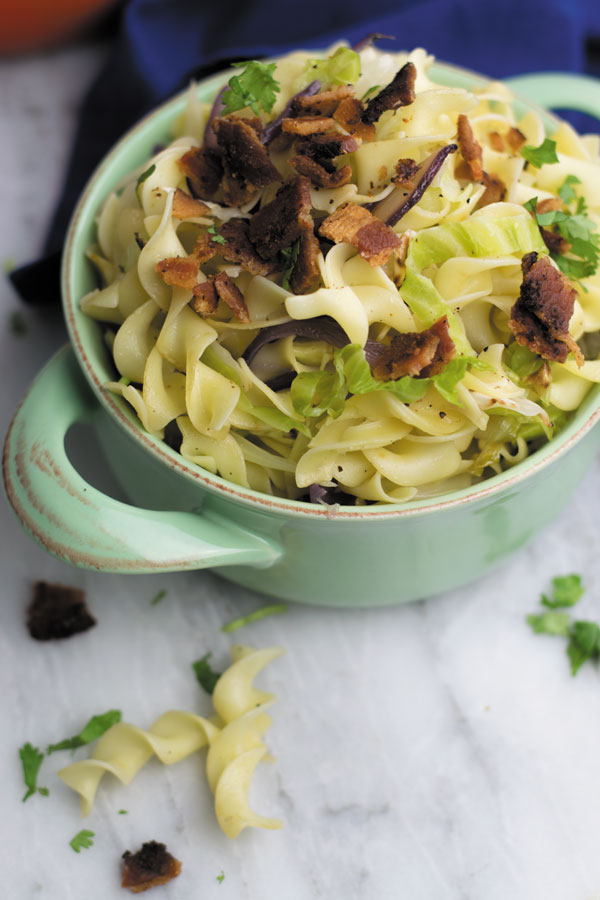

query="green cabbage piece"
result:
[305,47,361,86]
[291,344,490,419]
[401,214,547,354]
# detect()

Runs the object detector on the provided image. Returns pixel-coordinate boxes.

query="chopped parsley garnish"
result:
[558,174,581,205]
[119,809,128,815]
[38,787,49,796]
[136,164,156,189]
[70,830,95,853]
[19,743,46,802]
[526,573,600,675]
[567,621,600,675]
[521,137,559,168]
[192,653,222,695]
[222,603,288,633]
[222,60,280,116]
[208,224,227,245]
[526,611,570,636]
[9,311,27,336]
[280,239,300,291]
[150,589,167,605]
[541,574,584,609]
[47,710,121,754]
[217,871,225,884]
[524,192,599,281]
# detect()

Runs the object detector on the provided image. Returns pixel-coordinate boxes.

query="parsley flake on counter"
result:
[526,611,570,636]
[151,589,167,606]
[208,224,227,245]
[136,164,156,189]
[47,710,122,754]
[119,809,128,815]
[70,830,95,853]
[217,871,225,884]
[541,574,584,609]
[567,621,600,675]
[192,653,222,695]
[526,573,600,676]
[222,603,288,633]
[19,743,46,802]
[222,60,280,116]
[521,137,559,168]
[3,257,15,273]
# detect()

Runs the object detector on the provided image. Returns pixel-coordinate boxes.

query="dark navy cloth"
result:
[10,0,600,302]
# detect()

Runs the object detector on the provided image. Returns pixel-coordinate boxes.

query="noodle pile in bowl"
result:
[80,42,600,506]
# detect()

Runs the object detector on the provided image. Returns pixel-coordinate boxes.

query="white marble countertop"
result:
[2,42,600,900]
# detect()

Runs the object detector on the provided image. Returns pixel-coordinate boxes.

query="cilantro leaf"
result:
[222,603,288,633]
[70,830,95,853]
[280,239,300,291]
[558,174,581,205]
[524,192,599,282]
[217,871,225,884]
[541,574,584,609]
[151,589,167,605]
[526,611,570,636]
[566,621,600,675]
[136,164,156,190]
[208,224,227,246]
[222,60,280,116]
[47,710,121,754]
[19,743,46,802]
[521,138,559,167]
[192,653,222,695]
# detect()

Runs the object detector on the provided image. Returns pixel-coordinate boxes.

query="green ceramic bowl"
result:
[4,64,600,606]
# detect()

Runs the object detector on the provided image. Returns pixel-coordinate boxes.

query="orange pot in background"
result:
[0,0,119,54]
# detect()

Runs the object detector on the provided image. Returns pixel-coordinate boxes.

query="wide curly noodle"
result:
[80,43,600,505]
[58,645,284,838]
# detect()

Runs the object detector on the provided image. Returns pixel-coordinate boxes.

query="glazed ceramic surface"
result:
[4,65,600,606]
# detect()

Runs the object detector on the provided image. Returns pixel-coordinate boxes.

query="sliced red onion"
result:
[266,371,296,392]
[352,33,395,52]
[363,340,385,365]
[243,316,349,364]
[204,85,227,150]
[372,144,458,227]
[260,81,321,144]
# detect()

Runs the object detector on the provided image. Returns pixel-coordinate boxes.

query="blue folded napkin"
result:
[10,0,600,303]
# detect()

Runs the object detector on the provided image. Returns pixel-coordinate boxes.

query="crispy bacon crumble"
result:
[121,841,182,894]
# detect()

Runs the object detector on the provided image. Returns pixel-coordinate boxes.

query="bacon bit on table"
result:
[27,581,96,641]
[121,842,182,894]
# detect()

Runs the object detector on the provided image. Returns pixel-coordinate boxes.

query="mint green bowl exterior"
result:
[4,63,600,606]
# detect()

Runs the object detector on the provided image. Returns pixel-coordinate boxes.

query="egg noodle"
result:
[80,43,600,505]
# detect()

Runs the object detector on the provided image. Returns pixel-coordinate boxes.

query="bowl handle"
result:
[3,346,281,573]
[504,73,600,120]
